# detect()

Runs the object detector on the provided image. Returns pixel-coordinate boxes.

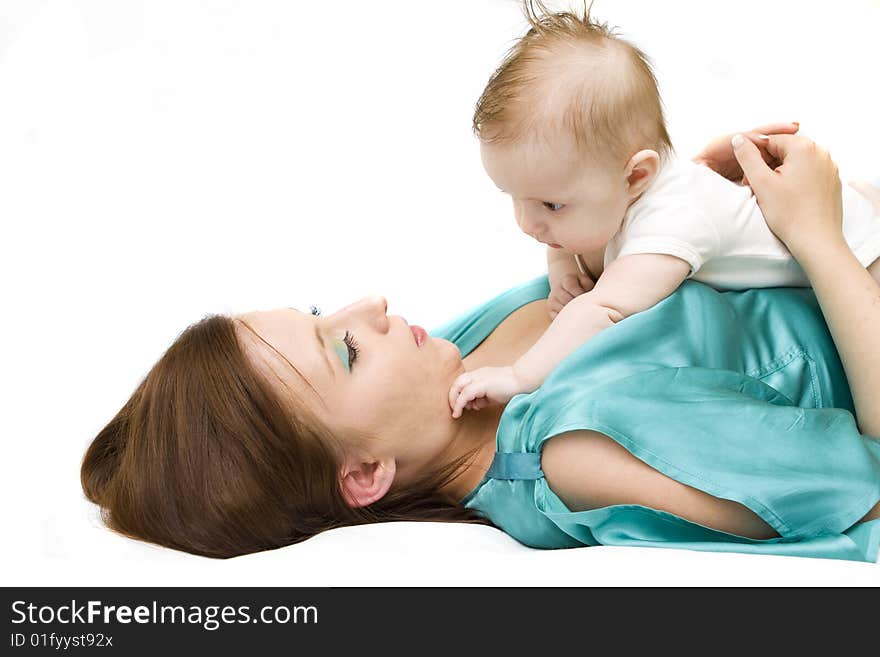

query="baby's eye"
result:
[542,202,565,212]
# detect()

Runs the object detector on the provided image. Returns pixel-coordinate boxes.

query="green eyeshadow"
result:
[333,341,350,372]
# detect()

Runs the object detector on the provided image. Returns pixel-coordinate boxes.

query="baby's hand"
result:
[548,272,594,319]
[448,366,525,419]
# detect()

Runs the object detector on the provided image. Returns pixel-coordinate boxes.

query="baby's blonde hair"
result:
[474,1,673,165]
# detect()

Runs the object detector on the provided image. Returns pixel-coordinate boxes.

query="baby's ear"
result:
[625,149,661,198]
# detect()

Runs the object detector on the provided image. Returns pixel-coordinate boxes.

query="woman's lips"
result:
[410,325,427,348]
[549,243,563,249]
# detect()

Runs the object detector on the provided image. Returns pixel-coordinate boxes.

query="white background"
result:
[2,0,879,586]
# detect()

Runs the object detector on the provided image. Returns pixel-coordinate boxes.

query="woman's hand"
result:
[731,131,880,437]
[693,122,799,185]
[731,132,844,258]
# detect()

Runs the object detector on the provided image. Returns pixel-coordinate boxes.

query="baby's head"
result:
[474,1,673,254]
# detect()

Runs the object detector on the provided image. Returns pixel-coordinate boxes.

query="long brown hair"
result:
[81,314,491,559]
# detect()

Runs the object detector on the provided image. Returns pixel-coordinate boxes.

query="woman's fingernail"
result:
[731,134,746,148]
[757,134,770,140]
[792,121,800,127]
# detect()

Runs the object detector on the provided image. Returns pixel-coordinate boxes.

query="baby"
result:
[448,1,880,418]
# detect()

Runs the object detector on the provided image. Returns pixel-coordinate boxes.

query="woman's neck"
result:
[437,298,552,502]
[439,402,505,502]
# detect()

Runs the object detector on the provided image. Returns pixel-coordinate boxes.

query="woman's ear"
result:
[339,457,396,508]
[624,149,660,199]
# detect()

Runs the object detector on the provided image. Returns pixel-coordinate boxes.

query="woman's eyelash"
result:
[309,304,358,367]
[542,202,565,212]
[343,330,359,367]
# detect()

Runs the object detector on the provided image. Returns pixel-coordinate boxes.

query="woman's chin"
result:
[449,353,466,378]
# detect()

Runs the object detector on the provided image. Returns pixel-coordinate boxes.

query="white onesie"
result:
[601,157,880,291]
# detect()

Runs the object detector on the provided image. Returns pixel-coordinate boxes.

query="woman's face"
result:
[236,296,466,478]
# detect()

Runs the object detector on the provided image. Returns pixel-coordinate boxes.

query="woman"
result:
[81,125,880,561]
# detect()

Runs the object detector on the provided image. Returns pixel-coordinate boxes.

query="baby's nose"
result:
[516,214,543,238]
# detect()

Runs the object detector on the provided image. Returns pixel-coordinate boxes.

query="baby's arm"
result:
[448,254,690,418]
[513,253,691,391]
[547,246,595,319]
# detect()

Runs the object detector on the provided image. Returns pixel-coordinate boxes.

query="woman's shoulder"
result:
[539,429,616,512]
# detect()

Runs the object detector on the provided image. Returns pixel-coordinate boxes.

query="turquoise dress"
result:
[429,276,880,562]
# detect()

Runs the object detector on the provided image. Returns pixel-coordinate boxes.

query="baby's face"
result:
[480,135,631,255]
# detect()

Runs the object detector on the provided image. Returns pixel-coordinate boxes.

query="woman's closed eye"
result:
[310,304,360,371]
[341,331,360,369]
[542,201,565,212]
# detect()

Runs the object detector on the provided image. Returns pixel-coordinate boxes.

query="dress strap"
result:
[574,253,598,283]
[485,452,544,480]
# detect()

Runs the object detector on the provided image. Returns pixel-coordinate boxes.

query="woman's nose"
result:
[366,295,388,316]
[340,295,389,331]
[365,295,389,332]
